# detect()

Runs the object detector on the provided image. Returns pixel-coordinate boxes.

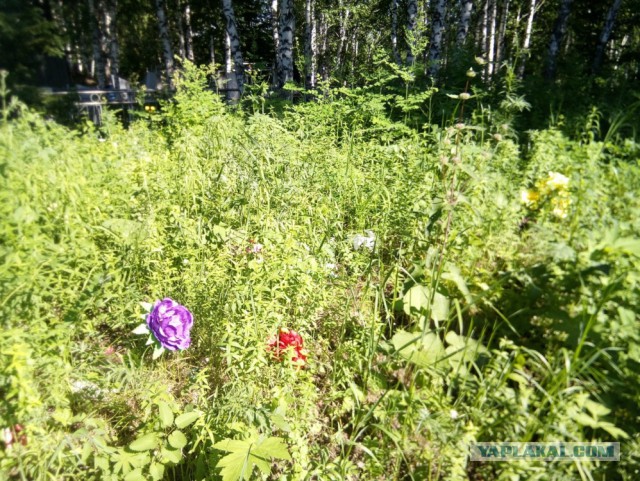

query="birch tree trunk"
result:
[318,12,329,81]
[592,0,623,74]
[183,1,194,62]
[495,0,509,67]
[457,0,474,47]
[87,0,106,88]
[487,0,497,78]
[545,0,573,80]
[177,3,186,61]
[427,0,446,78]
[406,0,418,66]
[391,0,401,64]
[105,0,120,89]
[222,0,244,100]
[517,0,536,77]
[278,0,295,88]
[480,0,488,70]
[271,0,280,85]
[155,0,174,89]
[336,0,350,72]
[304,0,317,89]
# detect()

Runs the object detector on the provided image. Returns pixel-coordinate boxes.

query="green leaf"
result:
[152,345,165,360]
[129,433,159,452]
[213,435,291,481]
[124,469,146,481]
[255,437,292,461]
[157,401,174,428]
[391,330,445,367]
[132,323,150,335]
[94,455,110,472]
[160,446,183,464]
[584,399,611,418]
[168,430,188,449]
[597,421,629,439]
[140,302,153,312]
[402,285,449,322]
[149,463,165,481]
[175,411,201,429]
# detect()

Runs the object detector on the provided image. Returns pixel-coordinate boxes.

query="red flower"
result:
[268,328,308,366]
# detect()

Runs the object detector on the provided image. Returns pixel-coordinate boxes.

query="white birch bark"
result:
[184,2,194,62]
[391,0,400,64]
[155,0,174,89]
[487,0,497,78]
[592,0,623,74]
[457,0,474,47]
[480,0,488,71]
[545,0,573,80]
[517,0,536,77]
[427,0,446,77]
[177,4,186,61]
[271,0,280,85]
[222,0,244,99]
[278,0,295,88]
[105,0,120,89]
[495,0,509,67]
[406,0,418,66]
[304,0,317,89]
[336,0,350,72]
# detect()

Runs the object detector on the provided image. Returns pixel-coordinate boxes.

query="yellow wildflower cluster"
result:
[520,171,571,218]
[144,105,156,113]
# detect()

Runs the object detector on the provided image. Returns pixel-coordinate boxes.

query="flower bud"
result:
[459,92,471,101]
[466,68,477,78]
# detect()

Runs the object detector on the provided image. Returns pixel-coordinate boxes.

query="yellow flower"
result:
[551,196,571,218]
[520,190,540,206]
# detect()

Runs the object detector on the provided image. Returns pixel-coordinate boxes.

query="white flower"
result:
[249,243,263,254]
[450,409,459,420]
[546,171,569,189]
[353,230,376,251]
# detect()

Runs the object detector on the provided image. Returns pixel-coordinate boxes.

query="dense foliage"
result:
[1,61,639,480]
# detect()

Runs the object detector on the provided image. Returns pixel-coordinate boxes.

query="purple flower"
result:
[146,298,193,351]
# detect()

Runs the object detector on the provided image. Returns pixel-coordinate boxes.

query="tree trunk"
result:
[406,0,418,66]
[427,0,446,78]
[592,0,623,74]
[87,0,106,88]
[184,1,194,62]
[336,0,350,72]
[177,1,186,61]
[480,0,488,71]
[495,0,509,68]
[545,0,573,80]
[278,0,295,88]
[487,0,497,78]
[210,32,216,66]
[517,0,536,77]
[271,0,280,85]
[457,0,474,47]
[105,0,119,89]
[222,0,244,100]
[155,0,174,89]
[391,0,401,64]
[304,0,317,89]
[318,11,329,81]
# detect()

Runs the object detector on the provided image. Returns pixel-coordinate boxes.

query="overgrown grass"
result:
[1,64,639,480]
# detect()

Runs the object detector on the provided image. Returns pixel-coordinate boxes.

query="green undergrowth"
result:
[1,64,639,480]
